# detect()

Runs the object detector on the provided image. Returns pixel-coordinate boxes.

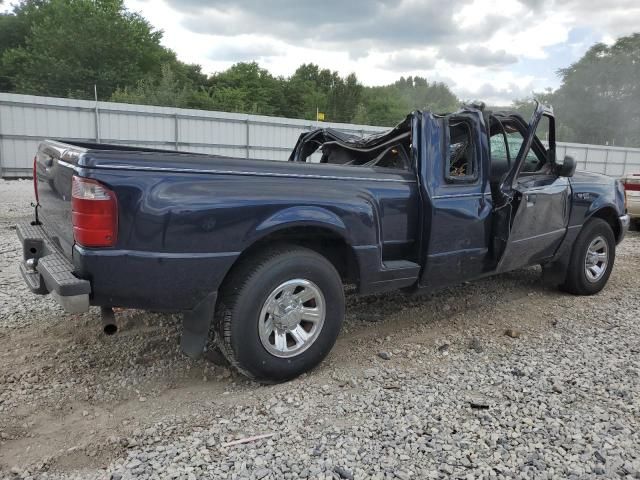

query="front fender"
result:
[585,199,619,220]
[250,206,352,244]
[571,174,622,226]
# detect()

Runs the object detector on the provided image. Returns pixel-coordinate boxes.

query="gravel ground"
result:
[1,178,639,480]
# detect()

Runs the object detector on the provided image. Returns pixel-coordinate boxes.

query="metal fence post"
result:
[584,147,589,172]
[603,147,610,175]
[94,102,101,143]
[245,118,250,159]
[623,149,629,175]
[174,113,179,150]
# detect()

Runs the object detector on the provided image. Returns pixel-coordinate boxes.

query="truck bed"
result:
[33,138,419,310]
[36,139,415,257]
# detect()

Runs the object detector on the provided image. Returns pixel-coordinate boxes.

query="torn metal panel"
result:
[289,115,413,166]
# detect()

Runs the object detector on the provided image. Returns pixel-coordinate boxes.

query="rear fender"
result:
[251,206,352,245]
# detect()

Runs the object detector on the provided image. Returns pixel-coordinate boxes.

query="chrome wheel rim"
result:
[584,235,608,283]
[258,279,326,358]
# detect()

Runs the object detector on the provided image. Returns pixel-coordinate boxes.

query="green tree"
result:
[0,2,39,91]
[514,33,640,147]
[351,103,370,125]
[285,64,365,122]
[552,33,640,147]
[328,72,363,123]
[204,62,286,115]
[111,64,215,109]
[362,87,407,126]
[286,64,330,120]
[362,76,459,126]
[0,0,192,99]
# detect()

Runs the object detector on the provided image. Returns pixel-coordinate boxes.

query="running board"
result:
[362,260,421,294]
[382,260,421,278]
[353,246,421,295]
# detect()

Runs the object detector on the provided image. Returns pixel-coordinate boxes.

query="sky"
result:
[4,0,640,104]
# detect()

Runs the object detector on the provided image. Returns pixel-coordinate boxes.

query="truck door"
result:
[418,111,494,290]
[493,103,571,272]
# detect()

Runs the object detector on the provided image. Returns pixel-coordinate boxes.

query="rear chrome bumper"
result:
[620,214,630,227]
[619,214,630,243]
[627,203,640,219]
[17,222,91,313]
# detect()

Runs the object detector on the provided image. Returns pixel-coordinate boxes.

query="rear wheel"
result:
[562,218,615,295]
[215,245,344,382]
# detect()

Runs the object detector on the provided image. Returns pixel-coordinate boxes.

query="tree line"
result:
[1,1,638,146]
[109,62,460,127]
[0,0,458,126]
[512,34,640,148]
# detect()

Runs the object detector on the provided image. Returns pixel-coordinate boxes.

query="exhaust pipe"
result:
[101,307,118,335]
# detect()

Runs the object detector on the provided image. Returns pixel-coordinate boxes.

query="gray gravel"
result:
[1,179,639,479]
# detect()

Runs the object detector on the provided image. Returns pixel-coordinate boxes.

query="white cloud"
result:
[119,0,640,104]
[382,51,438,71]
[455,81,536,105]
[440,46,518,67]
[207,38,284,62]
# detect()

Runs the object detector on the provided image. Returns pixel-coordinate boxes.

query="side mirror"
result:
[557,155,576,178]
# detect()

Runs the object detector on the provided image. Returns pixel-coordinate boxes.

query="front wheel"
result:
[562,218,616,295]
[215,245,344,382]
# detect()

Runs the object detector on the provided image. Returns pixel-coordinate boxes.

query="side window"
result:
[521,115,550,173]
[493,128,543,174]
[490,133,508,158]
[446,119,477,182]
[514,132,540,170]
[488,131,513,183]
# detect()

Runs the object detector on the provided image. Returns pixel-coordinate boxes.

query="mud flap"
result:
[541,224,582,286]
[541,261,568,286]
[180,292,217,359]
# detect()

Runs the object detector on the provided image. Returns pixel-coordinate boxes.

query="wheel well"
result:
[228,226,359,287]
[591,207,621,241]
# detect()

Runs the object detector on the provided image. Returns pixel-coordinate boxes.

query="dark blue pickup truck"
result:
[17,102,629,381]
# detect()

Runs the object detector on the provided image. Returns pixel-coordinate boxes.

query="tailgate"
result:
[34,141,86,259]
[624,174,640,212]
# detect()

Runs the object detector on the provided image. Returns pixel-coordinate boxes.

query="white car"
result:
[623,173,640,229]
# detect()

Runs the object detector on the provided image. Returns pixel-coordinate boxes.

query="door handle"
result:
[526,193,537,206]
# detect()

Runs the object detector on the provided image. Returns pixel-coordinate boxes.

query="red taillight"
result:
[623,177,640,191]
[71,176,118,247]
[623,175,640,212]
[33,156,39,204]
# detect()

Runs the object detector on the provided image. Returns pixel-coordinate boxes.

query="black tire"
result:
[562,218,616,295]
[214,245,344,382]
[632,219,640,231]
